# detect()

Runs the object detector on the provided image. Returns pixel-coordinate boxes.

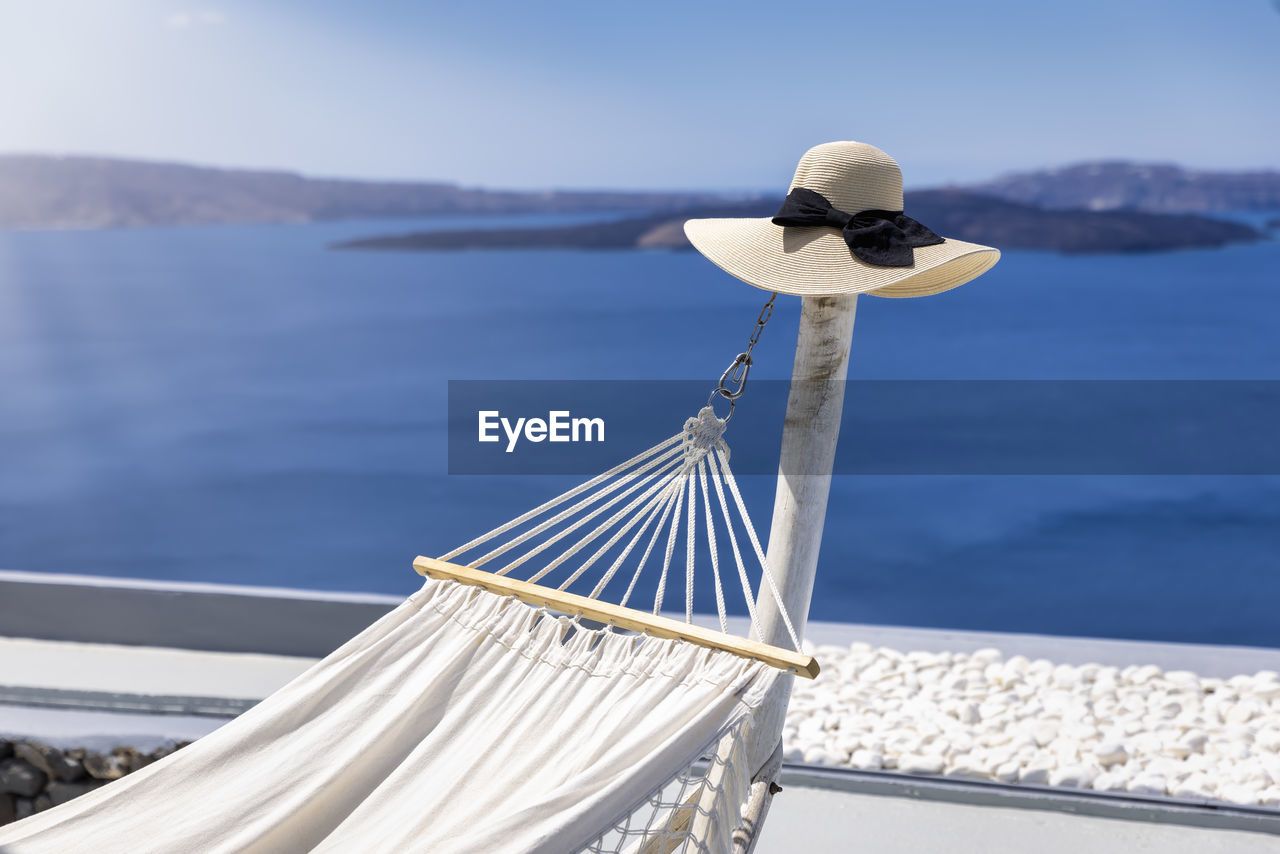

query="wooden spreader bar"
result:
[413,556,820,679]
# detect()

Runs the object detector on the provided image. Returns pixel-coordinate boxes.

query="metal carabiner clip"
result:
[716,352,752,401]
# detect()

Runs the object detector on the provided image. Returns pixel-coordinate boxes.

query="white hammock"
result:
[0,406,809,854]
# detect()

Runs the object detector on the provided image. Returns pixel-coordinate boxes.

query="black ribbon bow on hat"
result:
[771,187,945,267]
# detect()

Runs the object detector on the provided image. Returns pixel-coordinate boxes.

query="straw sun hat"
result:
[685,141,999,297]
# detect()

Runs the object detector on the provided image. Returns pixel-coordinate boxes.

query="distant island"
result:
[0,155,727,230]
[336,191,1264,256]
[970,162,1280,213]
[0,153,1272,254]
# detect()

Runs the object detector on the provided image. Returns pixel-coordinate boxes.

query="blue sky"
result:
[1,0,1278,190]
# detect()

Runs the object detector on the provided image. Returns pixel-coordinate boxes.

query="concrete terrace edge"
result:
[3,568,1280,672]
[780,765,1280,837]
[0,569,404,657]
[0,685,259,718]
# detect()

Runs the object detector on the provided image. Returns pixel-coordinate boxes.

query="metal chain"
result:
[707,292,777,420]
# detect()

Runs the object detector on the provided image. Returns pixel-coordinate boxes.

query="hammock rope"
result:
[437,405,803,653]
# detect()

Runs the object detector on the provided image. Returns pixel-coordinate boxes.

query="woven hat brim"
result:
[683,217,1000,298]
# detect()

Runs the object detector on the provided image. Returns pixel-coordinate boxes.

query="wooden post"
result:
[673,294,859,848]
[746,293,858,770]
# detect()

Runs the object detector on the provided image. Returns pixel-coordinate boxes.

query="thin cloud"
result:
[166,9,226,29]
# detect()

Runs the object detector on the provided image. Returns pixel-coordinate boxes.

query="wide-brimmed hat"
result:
[685,142,999,297]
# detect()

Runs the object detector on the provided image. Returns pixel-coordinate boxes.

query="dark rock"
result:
[47,780,101,806]
[51,754,86,783]
[0,758,48,797]
[146,741,192,764]
[33,793,52,813]
[81,751,126,781]
[12,743,53,778]
[148,745,175,762]
[110,747,144,775]
[13,742,85,782]
[0,741,12,760]
[82,747,148,779]
[14,742,86,782]
[14,797,35,821]
[0,793,15,824]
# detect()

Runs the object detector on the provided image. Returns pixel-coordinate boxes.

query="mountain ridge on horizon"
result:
[970,160,1280,214]
[0,152,765,197]
[1,153,1278,231]
[0,153,731,230]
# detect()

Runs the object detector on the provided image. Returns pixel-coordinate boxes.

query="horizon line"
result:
[3,150,1280,196]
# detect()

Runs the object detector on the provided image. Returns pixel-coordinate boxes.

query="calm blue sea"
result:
[1,216,1278,646]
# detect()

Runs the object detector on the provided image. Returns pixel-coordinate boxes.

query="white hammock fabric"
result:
[0,405,796,853]
[0,579,779,853]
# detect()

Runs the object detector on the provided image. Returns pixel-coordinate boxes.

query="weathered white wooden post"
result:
[726,294,858,853]
[744,294,857,766]
[756,294,858,651]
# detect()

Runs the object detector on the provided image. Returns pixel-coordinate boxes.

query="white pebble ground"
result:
[782,643,1280,808]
